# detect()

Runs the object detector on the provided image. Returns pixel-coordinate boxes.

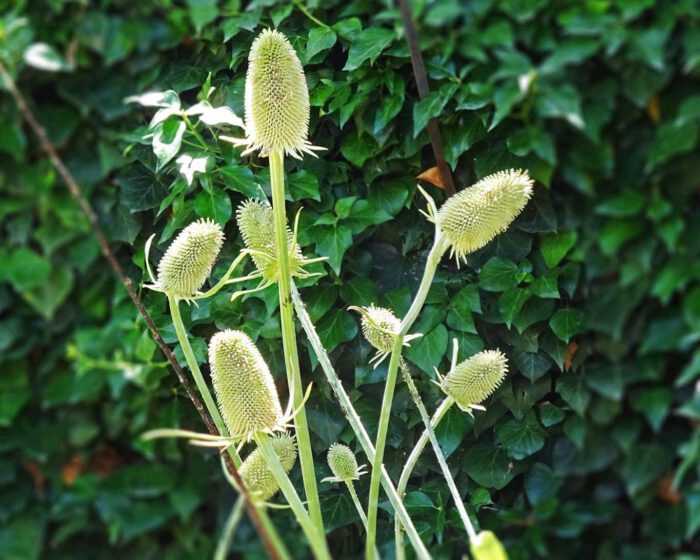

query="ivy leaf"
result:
[498,287,531,328]
[435,406,473,458]
[556,374,590,416]
[218,166,262,198]
[305,27,337,62]
[540,231,578,268]
[193,188,231,225]
[405,324,448,374]
[413,83,459,137]
[497,415,546,460]
[479,257,520,292]
[550,308,586,342]
[152,119,186,171]
[343,28,395,71]
[620,443,672,496]
[316,309,358,353]
[314,223,353,273]
[462,443,517,489]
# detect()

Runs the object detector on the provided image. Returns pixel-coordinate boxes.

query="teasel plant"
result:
[139,25,536,560]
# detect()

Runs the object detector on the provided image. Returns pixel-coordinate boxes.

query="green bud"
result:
[245,29,312,158]
[470,531,508,560]
[209,330,283,438]
[156,219,224,298]
[441,350,508,409]
[436,169,533,261]
[240,433,297,502]
[355,305,401,353]
[327,443,361,482]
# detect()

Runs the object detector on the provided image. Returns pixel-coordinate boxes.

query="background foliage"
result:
[2,0,700,558]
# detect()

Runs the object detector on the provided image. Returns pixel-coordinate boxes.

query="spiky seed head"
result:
[327,443,361,482]
[156,219,224,298]
[436,169,533,261]
[236,199,304,281]
[358,305,401,353]
[441,350,508,409]
[470,531,508,560]
[245,29,311,157]
[209,330,283,438]
[240,433,297,501]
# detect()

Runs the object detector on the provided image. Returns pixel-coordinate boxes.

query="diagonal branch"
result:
[397,0,456,197]
[0,61,280,560]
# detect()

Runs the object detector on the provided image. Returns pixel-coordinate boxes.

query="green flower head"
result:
[242,29,322,159]
[240,433,297,502]
[325,443,366,483]
[154,219,224,299]
[436,169,533,263]
[440,350,508,410]
[209,329,283,439]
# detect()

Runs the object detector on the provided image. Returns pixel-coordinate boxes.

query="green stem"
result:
[346,480,368,529]
[365,234,449,559]
[255,433,331,560]
[292,0,329,28]
[169,295,291,560]
[182,111,209,151]
[215,498,245,560]
[268,148,325,535]
[395,397,454,560]
[399,362,477,541]
[291,282,431,560]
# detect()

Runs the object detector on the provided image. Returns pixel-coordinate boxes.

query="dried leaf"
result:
[417,166,447,190]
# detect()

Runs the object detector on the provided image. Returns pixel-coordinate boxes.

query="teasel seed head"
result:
[354,305,401,354]
[441,350,508,410]
[326,443,364,482]
[155,219,224,299]
[209,330,283,439]
[242,29,322,159]
[436,169,533,262]
[236,199,304,282]
[240,433,297,502]
[470,531,508,560]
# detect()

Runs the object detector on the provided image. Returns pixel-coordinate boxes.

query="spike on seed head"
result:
[436,169,533,262]
[240,433,297,501]
[236,199,304,281]
[244,29,318,158]
[441,350,508,409]
[156,219,224,298]
[209,330,283,439]
[327,443,361,482]
[356,305,401,353]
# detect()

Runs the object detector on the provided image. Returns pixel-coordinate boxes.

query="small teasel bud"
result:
[156,219,224,298]
[245,29,312,157]
[470,531,508,560]
[441,350,508,409]
[209,330,283,438]
[240,433,297,501]
[236,199,303,280]
[356,305,401,353]
[436,169,533,261]
[327,443,361,482]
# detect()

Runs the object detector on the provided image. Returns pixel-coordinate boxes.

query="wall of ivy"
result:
[1,0,700,558]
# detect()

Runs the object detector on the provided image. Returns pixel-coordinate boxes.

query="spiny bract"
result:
[209,330,283,438]
[358,305,401,353]
[441,350,508,409]
[244,29,314,158]
[436,169,533,261]
[327,443,361,482]
[240,433,297,502]
[236,199,304,281]
[156,219,224,299]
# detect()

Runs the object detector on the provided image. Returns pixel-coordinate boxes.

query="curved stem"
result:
[254,433,331,560]
[399,362,476,541]
[215,498,245,560]
[366,234,449,559]
[346,480,368,529]
[394,397,454,560]
[269,148,325,535]
[192,251,247,300]
[291,282,431,560]
[170,295,291,560]
[181,111,209,151]
[292,0,329,28]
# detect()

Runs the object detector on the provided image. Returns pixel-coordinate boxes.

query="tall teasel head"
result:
[436,169,533,263]
[323,443,367,483]
[209,329,284,439]
[349,305,421,367]
[151,219,224,299]
[239,433,298,502]
[236,29,323,159]
[439,350,508,411]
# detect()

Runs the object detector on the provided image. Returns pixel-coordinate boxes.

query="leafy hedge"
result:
[2,0,700,558]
